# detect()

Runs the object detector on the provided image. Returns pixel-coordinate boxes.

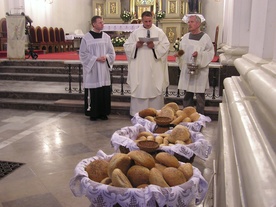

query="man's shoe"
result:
[90,117,97,121]
[100,115,108,120]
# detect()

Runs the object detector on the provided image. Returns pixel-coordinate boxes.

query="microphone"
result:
[147,30,150,38]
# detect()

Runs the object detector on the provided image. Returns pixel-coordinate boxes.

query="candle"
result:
[95,8,98,15]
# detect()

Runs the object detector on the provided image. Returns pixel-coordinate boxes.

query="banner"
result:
[7,15,26,59]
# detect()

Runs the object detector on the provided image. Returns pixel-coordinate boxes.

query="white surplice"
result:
[79,32,115,89]
[177,33,214,93]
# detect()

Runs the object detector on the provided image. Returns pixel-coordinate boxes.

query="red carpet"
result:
[0,51,218,62]
[0,51,176,62]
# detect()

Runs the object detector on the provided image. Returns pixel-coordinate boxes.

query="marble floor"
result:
[0,108,218,207]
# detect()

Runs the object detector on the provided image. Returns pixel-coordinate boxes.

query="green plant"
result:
[120,10,132,23]
[156,10,166,21]
[111,37,126,47]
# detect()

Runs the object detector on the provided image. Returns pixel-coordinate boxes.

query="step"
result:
[0,65,72,74]
[0,73,80,82]
[0,98,130,115]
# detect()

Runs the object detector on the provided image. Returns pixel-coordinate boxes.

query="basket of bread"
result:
[111,123,212,163]
[131,102,211,132]
[70,150,208,207]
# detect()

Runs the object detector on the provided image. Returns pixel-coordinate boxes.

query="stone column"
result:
[219,0,251,65]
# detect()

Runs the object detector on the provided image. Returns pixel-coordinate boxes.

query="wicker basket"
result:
[153,116,173,133]
[137,140,159,153]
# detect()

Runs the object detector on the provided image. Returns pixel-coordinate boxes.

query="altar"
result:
[103,24,140,32]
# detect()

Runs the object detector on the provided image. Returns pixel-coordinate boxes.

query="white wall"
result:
[202,0,224,49]
[0,0,224,42]
[0,0,92,34]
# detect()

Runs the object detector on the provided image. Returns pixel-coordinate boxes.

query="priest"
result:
[124,11,170,116]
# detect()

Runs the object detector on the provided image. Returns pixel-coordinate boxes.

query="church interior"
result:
[0,0,276,207]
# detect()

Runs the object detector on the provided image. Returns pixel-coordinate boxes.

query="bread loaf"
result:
[127,165,150,187]
[128,150,155,169]
[154,163,167,173]
[163,102,179,113]
[178,163,193,180]
[100,177,112,185]
[159,107,174,120]
[137,184,149,188]
[183,106,196,117]
[137,131,154,139]
[85,159,109,182]
[168,125,190,143]
[112,168,133,188]
[139,108,157,118]
[170,115,185,125]
[155,152,180,168]
[149,167,169,187]
[162,167,187,186]
[183,117,192,122]
[108,153,132,177]
[190,112,200,121]
[145,116,155,122]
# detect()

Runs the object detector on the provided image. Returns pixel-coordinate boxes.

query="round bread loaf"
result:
[137,131,154,139]
[127,165,150,187]
[128,150,155,169]
[108,153,132,177]
[162,167,187,186]
[178,163,193,180]
[149,167,169,187]
[183,117,192,122]
[163,102,179,113]
[159,107,174,120]
[190,112,200,122]
[112,168,133,188]
[85,159,109,182]
[183,106,197,117]
[139,108,157,118]
[155,135,164,144]
[176,110,188,118]
[168,125,190,143]
[155,152,180,168]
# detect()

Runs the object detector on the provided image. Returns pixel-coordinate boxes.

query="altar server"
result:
[79,16,115,120]
[175,14,214,114]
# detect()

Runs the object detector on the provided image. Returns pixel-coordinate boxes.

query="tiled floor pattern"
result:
[0,108,217,207]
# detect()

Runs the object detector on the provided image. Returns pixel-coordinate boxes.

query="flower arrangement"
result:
[111,37,126,47]
[173,37,182,51]
[120,10,132,23]
[156,10,166,21]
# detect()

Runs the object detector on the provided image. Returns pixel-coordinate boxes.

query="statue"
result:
[188,0,199,14]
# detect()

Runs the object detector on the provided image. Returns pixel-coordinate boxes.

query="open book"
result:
[138,37,159,42]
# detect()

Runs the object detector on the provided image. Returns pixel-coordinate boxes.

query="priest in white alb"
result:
[124,11,170,116]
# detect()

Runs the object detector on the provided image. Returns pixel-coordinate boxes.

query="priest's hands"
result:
[147,41,154,49]
[136,41,154,49]
[97,56,107,62]
[136,41,144,48]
